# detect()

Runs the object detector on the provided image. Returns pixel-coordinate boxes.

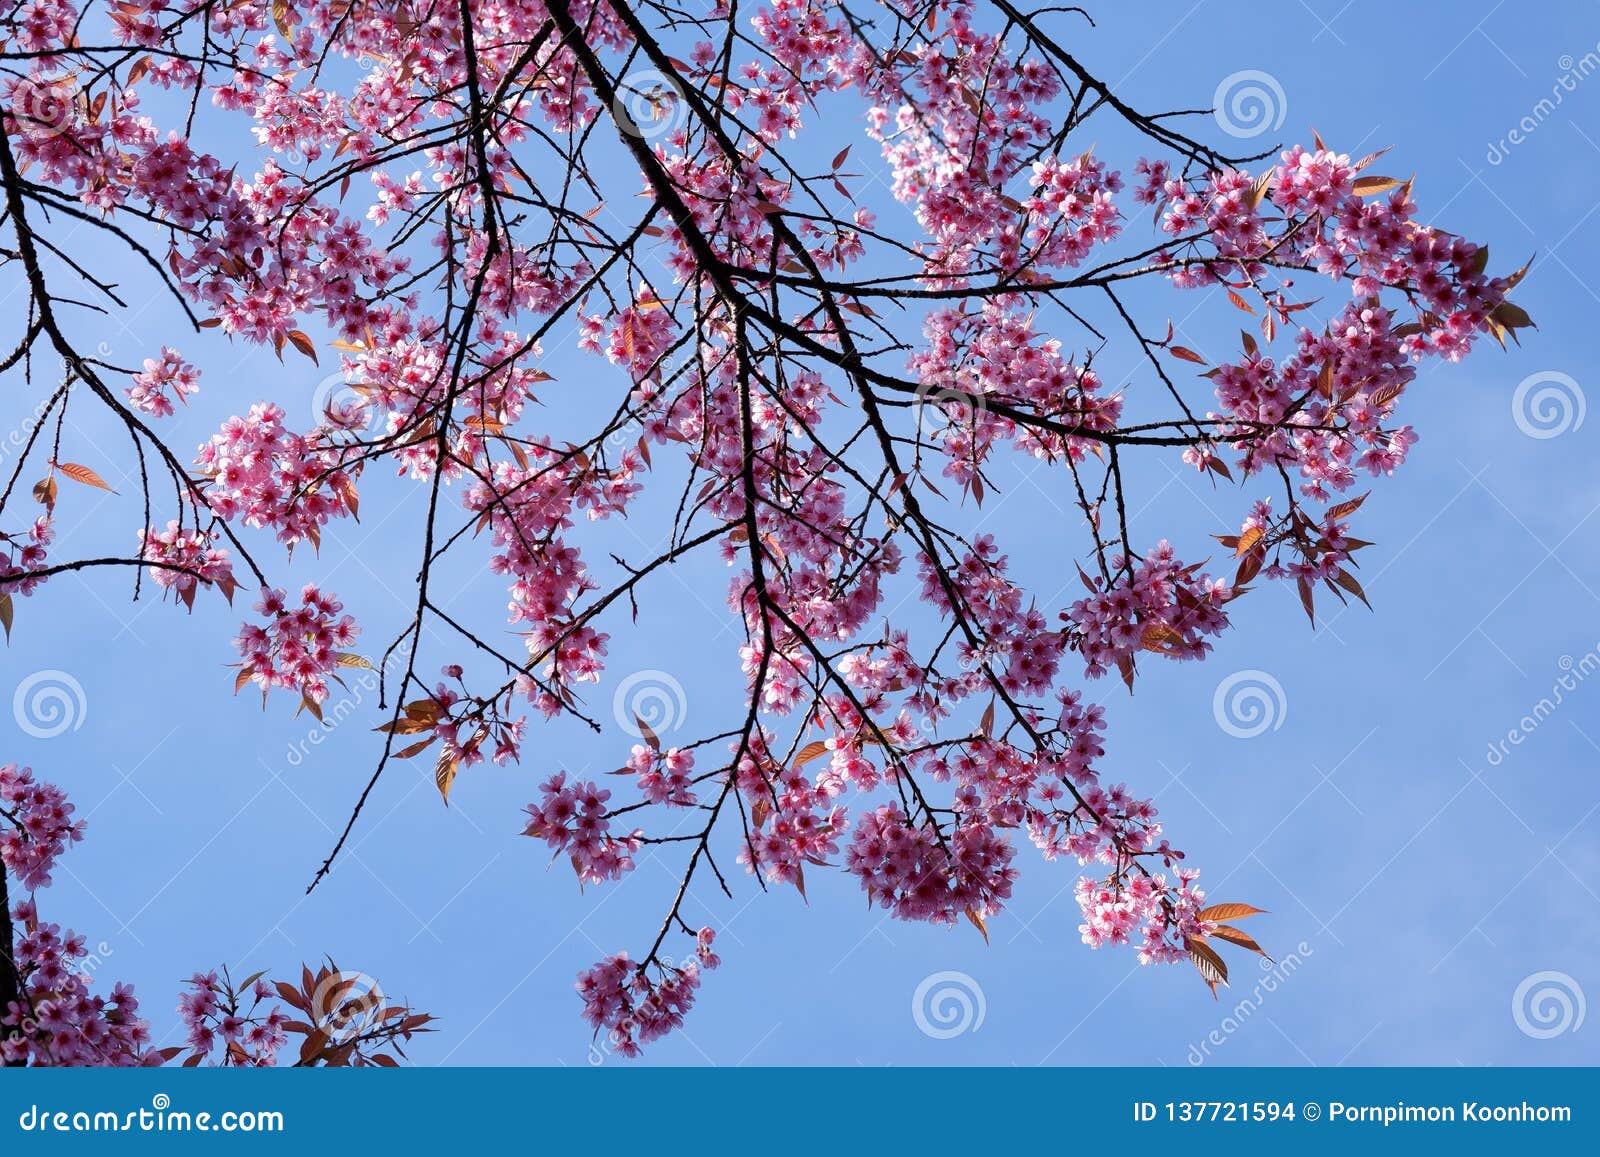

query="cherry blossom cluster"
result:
[605,292,679,382]
[909,300,1123,489]
[575,937,717,1058]
[735,746,850,887]
[404,668,528,775]
[1075,868,1208,965]
[0,515,51,598]
[857,1,1064,276]
[233,584,359,706]
[137,521,236,605]
[0,762,84,891]
[523,773,642,886]
[1066,541,1233,681]
[1150,146,1517,501]
[462,450,639,699]
[1,764,159,1066]
[12,63,409,342]
[2,899,155,1067]
[1,765,431,1067]
[125,347,200,417]
[177,971,291,1064]
[845,805,1018,924]
[175,961,433,1068]
[1021,154,1124,270]
[195,403,355,547]
[631,745,697,807]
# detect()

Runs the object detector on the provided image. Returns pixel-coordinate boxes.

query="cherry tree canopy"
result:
[0,0,1531,1056]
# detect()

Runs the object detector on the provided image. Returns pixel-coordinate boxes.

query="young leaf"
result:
[794,739,830,768]
[1186,937,1229,997]
[56,462,117,493]
[286,330,319,364]
[1209,924,1269,957]
[1197,903,1268,922]
[1352,175,1405,197]
[964,908,990,945]
[435,750,460,805]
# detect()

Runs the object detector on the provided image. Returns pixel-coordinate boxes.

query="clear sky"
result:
[4,0,1598,1067]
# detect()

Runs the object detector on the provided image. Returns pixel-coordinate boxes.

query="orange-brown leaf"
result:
[1209,924,1269,957]
[1197,903,1268,922]
[56,461,117,493]
[964,907,990,944]
[1186,937,1229,996]
[435,750,459,805]
[794,739,830,768]
[1352,175,1405,197]
[286,330,318,364]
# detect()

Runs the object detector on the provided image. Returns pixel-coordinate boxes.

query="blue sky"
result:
[4,0,1598,1066]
